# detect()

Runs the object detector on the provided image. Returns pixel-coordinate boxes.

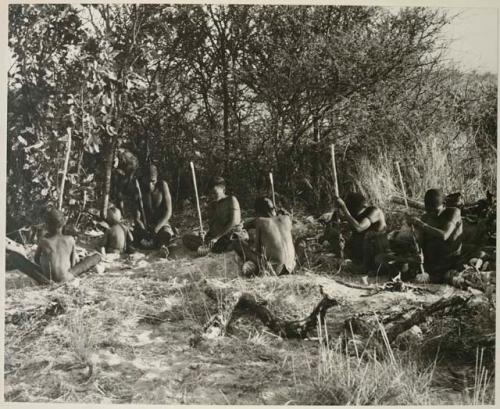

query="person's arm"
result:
[255,220,263,256]
[135,208,145,230]
[411,210,460,241]
[99,230,109,253]
[34,241,44,265]
[70,237,77,267]
[153,181,172,233]
[209,196,240,245]
[126,226,134,243]
[335,197,379,233]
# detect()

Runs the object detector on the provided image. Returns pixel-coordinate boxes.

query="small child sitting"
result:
[34,208,77,282]
[101,206,134,254]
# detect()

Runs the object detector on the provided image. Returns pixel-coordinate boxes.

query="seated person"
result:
[183,177,248,253]
[408,188,463,284]
[333,192,387,272]
[133,164,175,250]
[234,197,296,276]
[100,206,134,254]
[34,208,77,283]
[112,149,139,218]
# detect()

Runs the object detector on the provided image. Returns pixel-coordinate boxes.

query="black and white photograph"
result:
[3,1,498,405]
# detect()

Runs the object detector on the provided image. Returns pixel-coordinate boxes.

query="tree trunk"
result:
[312,115,321,211]
[101,135,117,218]
[220,27,231,175]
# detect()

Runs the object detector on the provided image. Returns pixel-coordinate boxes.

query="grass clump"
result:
[298,323,438,405]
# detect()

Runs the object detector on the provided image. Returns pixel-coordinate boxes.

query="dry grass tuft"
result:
[296,321,439,405]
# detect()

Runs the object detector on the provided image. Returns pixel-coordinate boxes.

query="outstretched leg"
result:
[69,254,102,277]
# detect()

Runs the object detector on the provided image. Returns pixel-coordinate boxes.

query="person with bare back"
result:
[34,208,77,282]
[234,197,296,276]
[100,206,134,254]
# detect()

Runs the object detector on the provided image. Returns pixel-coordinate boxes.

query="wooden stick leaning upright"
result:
[330,144,344,259]
[135,179,147,227]
[269,172,276,209]
[58,127,72,210]
[190,162,208,255]
[395,161,427,280]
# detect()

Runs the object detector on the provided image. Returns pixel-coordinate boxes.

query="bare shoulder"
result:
[366,206,383,219]
[255,217,272,228]
[445,207,462,221]
[229,195,240,208]
[63,235,76,246]
[161,180,170,191]
[276,215,292,226]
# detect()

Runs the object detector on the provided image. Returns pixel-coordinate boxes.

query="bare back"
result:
[37,234,76,282]
[255,215,296,274]
[105,224,128,253]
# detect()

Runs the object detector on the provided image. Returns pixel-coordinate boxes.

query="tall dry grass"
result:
[296,321,438,405]
[355,132,495,208]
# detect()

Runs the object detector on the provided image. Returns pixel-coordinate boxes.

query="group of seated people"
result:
[328,189,463,284]
[32,162,465,285]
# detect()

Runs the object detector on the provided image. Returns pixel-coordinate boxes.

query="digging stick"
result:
[269,172,276,208]
[135,179,148,227]
[331,144,344,259]
[331,144,339,197]
[395,162,425,275]
[58,127,72,210]
[190,162,205,242]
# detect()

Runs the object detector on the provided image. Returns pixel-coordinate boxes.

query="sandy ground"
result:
[4,223,494,404]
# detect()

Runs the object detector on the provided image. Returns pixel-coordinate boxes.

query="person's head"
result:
[345,192,367,215]
[144,164,158,193]
[255,197,276,217]
[45,208,66,235]
[107,206,122,225]
[424,189,444,213]
[119,149,139,175]
[208,176,226,200]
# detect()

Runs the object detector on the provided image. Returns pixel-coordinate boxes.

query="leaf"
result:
[17,135,28,145]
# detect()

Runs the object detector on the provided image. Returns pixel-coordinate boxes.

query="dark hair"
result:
[424,189,444,211]
[255,197,275,216]
[46,208,66,232]
[107,206,122,224]
[345,192,367,215]
[209,176,225,189]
